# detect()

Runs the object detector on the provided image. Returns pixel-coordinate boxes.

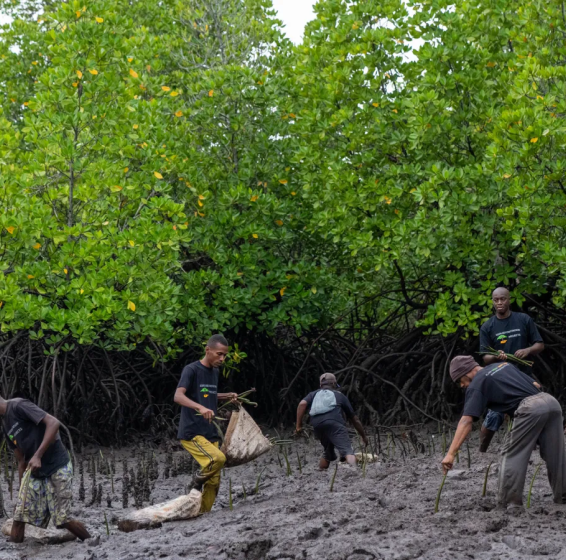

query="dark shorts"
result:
[483,409,505,431]
[313,420,354,461]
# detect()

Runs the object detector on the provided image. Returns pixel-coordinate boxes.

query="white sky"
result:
[273,0,317,44]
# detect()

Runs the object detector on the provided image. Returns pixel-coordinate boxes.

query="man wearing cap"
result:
[442,356,566,508]
[295,373,368,469]
[478,287,544,451]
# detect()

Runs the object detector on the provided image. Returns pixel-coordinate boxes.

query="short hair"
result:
[207,334,229,349]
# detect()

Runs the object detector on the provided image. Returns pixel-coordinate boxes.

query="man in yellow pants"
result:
[174,335,237,512]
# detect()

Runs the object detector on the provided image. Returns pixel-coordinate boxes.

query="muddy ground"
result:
[0,424,566,560]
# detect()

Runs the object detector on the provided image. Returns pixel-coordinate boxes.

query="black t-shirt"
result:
[176,361,220,443]
[462,362,540,420]
[2,399,69,479]
[302,389,355,427]
[480,312,543,374]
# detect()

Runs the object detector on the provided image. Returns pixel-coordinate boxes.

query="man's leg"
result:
[536,394,566,504]
[480,410,504,452]
[313,425,337,469]
[498,395,547,506]
[50,461,91,540]
[325,421,356,466]
[9,521,25,543]
[181,437,226,513]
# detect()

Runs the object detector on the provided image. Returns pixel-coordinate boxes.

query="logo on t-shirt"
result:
[201,387,209,398]
[497,333,508,345]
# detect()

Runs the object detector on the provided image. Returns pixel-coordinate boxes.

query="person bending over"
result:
[442,356,566,509]
[0,396,90,543]
[478,287,544,451]
[174,334,237,513]
[295,373,368,469]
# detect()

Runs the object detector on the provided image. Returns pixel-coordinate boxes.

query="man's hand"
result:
[198,406,215,422]
[294,426,303,438]
[226,392,238,403]
[28,455,41,473]
[441,452,455,475]
[514,348,531,360]
[496,350,507,361]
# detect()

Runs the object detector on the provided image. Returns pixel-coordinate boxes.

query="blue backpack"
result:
[310,390,337,416]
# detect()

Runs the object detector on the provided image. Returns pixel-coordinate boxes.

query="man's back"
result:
[463,363,539,419]
[302,389,354,426]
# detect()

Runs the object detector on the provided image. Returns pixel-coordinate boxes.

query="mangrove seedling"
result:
[434,473,448,514]
[330,463,338,492]
[255,468,265,495]
[466,442,471,469]
[282,446,292,476]
[482,461,493,497]
[229,478,233,511]
[296,450,302,474]
[527,463,542,508]
[104,511,110,536]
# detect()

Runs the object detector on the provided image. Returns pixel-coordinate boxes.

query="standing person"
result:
[0,396,91,543]
[478,287,544,451]
[295,373,368,469]
[442,356,566,509]
[174,334,238,513]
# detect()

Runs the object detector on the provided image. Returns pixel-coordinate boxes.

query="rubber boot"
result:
[190,471,211,492]
[479,426,495,453]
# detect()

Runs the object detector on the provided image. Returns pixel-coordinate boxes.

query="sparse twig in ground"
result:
[255,468,265,495]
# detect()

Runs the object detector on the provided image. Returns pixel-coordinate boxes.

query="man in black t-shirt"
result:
[295,373,368,469]
[174,334,237,513]
[478,287,544,451]
[0,397,90,543]
[441,356,566,508]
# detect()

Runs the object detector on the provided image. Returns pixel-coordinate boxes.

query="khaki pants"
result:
[181,437,226,513]
[499,393,566,506]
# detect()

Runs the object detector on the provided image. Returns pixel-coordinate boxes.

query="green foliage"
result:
[0,0,565,355]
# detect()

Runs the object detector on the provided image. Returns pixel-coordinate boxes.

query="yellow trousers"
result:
[181,436,226,513]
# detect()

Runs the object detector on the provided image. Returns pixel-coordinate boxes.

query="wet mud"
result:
[1,426,566,560]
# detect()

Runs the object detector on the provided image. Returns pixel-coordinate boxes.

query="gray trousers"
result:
[499,393,566,506]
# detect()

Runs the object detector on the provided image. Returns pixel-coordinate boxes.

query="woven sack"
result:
[220,406,272,467]
[118,489,201,532]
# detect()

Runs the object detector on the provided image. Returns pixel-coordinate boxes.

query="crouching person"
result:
[295,373,368,469]
[442,356,566,509]
[0,396,90,542]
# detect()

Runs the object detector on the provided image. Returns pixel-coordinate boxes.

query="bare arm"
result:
[483,352,506,365]
[28,414,60,472]
[350,415,369,446]
[14,448,26,484]
[296,400,308,432]
[218,392,238,401]
[441,416,474,474]
[174,387,214,421]
[515,341,544,360]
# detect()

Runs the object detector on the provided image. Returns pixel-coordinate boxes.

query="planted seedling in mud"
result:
[434,473,448,513]
[104,511,110,536]
[242,483,247,500]
[229,478,233,511]
[329,463,338,492]
[482,462,493,497]
[296,450,302,474]
[79,470,85,502]
[527,463,542,508]
[122,472,129,508]
[282,447,292,476]
[466,442,471,469]
[255,468,265,495]
[97,483,103,506]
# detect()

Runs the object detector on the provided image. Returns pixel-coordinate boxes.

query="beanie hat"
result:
[449,356,480,382]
